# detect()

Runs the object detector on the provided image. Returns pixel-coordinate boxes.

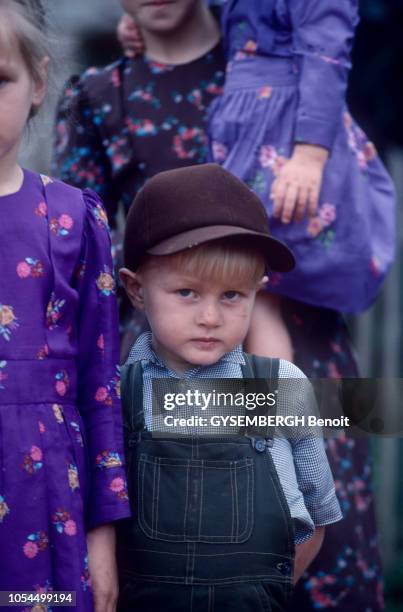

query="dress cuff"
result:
[86,467,131,531]
[294,115,337,151]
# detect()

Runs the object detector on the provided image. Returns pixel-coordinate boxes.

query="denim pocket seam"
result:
[138,455,254,543]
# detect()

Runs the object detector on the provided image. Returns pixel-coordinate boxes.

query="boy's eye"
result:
[223,290,241,301]
[177,288,194,298]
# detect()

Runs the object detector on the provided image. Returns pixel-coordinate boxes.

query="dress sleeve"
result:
[74,189,130,530]
[52,76,117,224]
[288,0,359,149]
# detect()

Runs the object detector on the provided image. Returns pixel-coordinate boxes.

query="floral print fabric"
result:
[0,170,130,610]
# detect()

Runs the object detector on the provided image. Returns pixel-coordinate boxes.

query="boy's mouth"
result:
[191,338,220,346]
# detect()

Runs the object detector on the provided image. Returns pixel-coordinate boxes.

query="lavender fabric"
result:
[0,170,130,609]
[208,0,396,312]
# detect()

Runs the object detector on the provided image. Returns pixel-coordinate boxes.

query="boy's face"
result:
[121,258,261,374]
[121,0,198,34]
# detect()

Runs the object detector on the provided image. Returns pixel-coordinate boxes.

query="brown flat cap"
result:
[124,163,295,272]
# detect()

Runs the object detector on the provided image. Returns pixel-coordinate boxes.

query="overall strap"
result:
[241,353,280,390]
[241,353,280,441]
[120,361,145,433]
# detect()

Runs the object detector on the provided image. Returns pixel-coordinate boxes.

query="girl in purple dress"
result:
[0,2,130,609]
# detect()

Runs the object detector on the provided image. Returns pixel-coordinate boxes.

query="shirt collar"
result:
[127,332,245,370]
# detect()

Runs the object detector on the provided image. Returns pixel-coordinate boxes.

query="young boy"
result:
[118,163,342,611]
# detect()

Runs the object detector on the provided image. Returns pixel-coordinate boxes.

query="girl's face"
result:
[0,28,47,168]
[121,0,198,34]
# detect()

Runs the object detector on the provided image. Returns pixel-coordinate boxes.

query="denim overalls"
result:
[117,355,294,611]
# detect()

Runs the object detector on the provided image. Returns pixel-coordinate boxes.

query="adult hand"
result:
[117,13,145,58]
[87,524,119,612]
[271,144,329,223]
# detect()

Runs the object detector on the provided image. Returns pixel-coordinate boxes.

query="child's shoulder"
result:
[33,172,108,231]
[244,352,307,380]
[73,57,133,105]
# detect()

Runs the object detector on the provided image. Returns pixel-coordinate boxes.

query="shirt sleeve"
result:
[277,362,343,537]
[52,75,117,224]
[74,189,130,530]
[288,0,359,149]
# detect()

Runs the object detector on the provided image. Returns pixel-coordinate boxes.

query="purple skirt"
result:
[208,56,395,313]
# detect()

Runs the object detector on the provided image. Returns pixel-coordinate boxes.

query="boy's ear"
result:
[119,268,145,310]
[257,275,269,292]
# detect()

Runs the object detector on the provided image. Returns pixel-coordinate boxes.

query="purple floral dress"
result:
[208,0,396,313]
[0,170,130,610]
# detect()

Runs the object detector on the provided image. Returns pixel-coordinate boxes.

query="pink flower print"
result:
[64,519,77,536]
[30,446,43,462]
[56,381,66,396]
[38,421,46,434]
[0,495,10,522]
[259,145,288,175]
[97,334,105,350]
[55,370,69,397]
[23,447,43,474]
[259,145,277,169]
[110,477,128,501]
[35,201,47,217]
[259,86,272,99]
[17,261,31,278]
[23,541,39,559]
[52,509,75,535]
[59,214,73,230]
[95,386,108,403]
[23,531,48,558]
[17,258,44,279]
[110,477,125,493]
[50,214,74,236]
[211,141,228,163]
[318,203,336,227]
[307,217,323,238]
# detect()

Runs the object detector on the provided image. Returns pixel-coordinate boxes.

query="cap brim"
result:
[147,225,295,272]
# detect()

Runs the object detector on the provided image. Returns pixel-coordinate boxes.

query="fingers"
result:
[281,183,299,223]
[294,185,309,222]
[271,177,287,219]
[307,187,319,217]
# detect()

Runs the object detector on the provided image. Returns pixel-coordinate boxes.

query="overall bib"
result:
[117,356,294,611]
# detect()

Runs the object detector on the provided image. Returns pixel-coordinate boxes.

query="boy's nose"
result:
[196,300,222,327]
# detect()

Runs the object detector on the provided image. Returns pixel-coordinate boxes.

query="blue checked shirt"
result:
[127,332,343,544]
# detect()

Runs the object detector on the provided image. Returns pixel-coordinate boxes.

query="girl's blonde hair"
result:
[142,238,267,286]
[0,0,48,87]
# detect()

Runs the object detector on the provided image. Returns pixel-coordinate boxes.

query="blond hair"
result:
[141,238,266,286]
